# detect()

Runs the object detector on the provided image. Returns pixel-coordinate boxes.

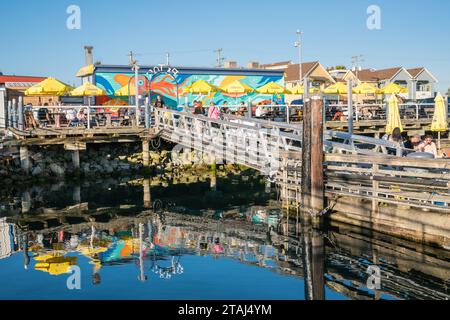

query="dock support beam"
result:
[20,146,30,175]
[18,96,24,131]
[142,140,150,167]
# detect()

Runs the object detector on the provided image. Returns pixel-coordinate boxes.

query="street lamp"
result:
[294,30,304,86]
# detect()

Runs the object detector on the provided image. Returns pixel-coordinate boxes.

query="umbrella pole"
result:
[438,131,441,151]
[87,98,91,129]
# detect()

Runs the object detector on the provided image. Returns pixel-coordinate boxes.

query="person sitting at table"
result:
[24,103,37,130]
[222,101,230,114]
[153,95,165,109]
[404,134,422,151]
[193,101,204,115]
[77,109,87,126]
[65,108,78,127]
[255,103,266,118]
[37,103,51,128]
[418,135,438,158]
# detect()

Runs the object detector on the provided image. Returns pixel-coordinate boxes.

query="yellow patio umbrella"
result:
[289,84,320,95]
[379,83,408,95]
[71,82,106,129]
[187,80,217,94]
[431,94,448,150]
[25,77,73,96]
[323,82,348,94]
[256,82,288,94]
[220,80,254,94]
[182,83,192,95]
[352,82,378,94]
[386,95,403,134]
[70,82,106,97]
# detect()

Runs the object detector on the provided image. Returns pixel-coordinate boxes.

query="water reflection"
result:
[0,176,449,300]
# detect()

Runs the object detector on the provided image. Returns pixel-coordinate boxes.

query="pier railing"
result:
[279,151,450,211]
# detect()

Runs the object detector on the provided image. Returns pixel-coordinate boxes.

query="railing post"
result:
[347,79,353,134]
[86,106,91,129]
[145,97,150,129]
[416,103,419,120]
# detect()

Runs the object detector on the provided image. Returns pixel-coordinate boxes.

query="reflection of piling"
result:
[142,140,150,167]
[19,146,30,175]
[210,163,217,192]
[73,185,81,204]
[143,178,152,209]
[300,217,325,300]
[21,191,31,214]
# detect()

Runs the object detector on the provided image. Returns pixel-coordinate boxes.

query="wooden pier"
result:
[1,102,449,248]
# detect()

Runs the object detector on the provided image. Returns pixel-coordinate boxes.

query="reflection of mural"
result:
[95,71,284,108]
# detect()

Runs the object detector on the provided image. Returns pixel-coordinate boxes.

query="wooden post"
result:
[310,96,325,221]
[72,150,80,171]
[301,98,312,213]
[7,101,12,128]
[142,140,150,167]
[12,99,17,128]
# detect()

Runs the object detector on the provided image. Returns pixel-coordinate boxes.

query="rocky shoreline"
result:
[0,142,251,185]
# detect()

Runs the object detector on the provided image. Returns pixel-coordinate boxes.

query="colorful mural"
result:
[95,71,285,109]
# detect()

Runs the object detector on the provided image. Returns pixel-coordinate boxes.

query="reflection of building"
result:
[0,218,14,260]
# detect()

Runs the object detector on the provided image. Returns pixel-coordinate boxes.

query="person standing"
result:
[208,101,220,120]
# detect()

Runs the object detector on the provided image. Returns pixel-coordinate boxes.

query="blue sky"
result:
[1,0,449,92]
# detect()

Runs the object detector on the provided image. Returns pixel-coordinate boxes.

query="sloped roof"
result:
[285,61,320,82]
[407,68,425,78]
[357,67,403,82]
[0,75,46,84]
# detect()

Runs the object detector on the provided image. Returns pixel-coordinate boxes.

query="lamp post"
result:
[295,30,304,86]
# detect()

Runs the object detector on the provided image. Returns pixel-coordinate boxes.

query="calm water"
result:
[0,174,449,300]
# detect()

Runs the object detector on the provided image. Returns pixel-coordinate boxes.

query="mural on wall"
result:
[95,72,285,108]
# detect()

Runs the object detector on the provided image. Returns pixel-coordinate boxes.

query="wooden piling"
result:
[301,98,312,213]
[301,96,325,219]
[310,96,325,217]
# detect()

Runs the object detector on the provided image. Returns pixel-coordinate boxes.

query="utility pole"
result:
[166,52,170,66]
[351,54,364,79]
[295,30,304,86]
[128,51,140,126]
[214,48,224,68]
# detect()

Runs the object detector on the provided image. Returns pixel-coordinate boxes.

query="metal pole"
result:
[87,99,91,129]
[247,98,252,119]
[18,96,24,130]
[134,64,140,126]
[7,101,12,128]
[12,99,17,128]
[347,79,353,134]
[145,96,150,128]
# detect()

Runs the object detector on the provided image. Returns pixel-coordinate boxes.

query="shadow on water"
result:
[0,174,449,300]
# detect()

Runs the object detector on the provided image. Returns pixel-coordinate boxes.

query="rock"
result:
[31,165,44,176]
[49,163,65,176]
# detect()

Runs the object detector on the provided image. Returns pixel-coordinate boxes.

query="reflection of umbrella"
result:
[386,95,403,134]
[25,77,73,96]
[71,82,106,129]
[379,83,408,95]
[431,94,448,150]
[34,254,78,276]
[256,82,287,94]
